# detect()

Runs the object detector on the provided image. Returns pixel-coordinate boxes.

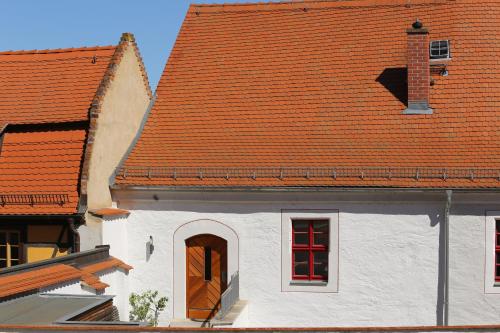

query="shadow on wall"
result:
[376,67,408,106]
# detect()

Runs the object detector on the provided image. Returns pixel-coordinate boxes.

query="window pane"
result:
[293,251,309,276]
[0,260,6,268]
[292,221,309,232]
[10,260,19,267]
[314,233,329,247]
[9,233,19,245]
[0,233,5,245]
[496,255,500,264]
[204,246,212,281]
[497,234,500,247]
[313,221,328,233]
[497,265,500,279]
[0,246,5,259]
[313,251,329,278]
[293,221,309,246]
[11,246,19,259]
[313,221,329,246]
[294,233,309,246]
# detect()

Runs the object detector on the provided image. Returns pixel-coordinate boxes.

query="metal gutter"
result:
[111,184,500,193]
[444,190,452,326]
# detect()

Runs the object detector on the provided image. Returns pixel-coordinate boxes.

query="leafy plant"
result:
[129,290,168,326]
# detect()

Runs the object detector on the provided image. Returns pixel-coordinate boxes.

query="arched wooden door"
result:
[186,234,227,320]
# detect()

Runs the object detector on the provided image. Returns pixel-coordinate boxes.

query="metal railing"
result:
[116,166,500,182]
[0,193,68,206]
[217,271,239,320]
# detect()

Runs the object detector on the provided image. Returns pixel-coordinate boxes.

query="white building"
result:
[98,0,500,328]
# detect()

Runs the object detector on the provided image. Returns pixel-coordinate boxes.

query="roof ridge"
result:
[190,0,453,12]
[0,45,116,56]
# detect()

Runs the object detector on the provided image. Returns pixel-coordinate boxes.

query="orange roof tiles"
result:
[0,43,124,215]
[0,46,116,125]
[116,0,500,189]
[89,208,130,218]
[0,129,86,215]
[0,257,133,299]
[0,264,81,298]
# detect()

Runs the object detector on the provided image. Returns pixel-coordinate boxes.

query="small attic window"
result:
[430,40,450,60]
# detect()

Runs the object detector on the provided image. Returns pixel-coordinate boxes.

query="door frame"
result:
[185,234,227,319]
[173,219,239,319]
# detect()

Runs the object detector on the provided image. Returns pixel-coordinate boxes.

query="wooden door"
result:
[186,234,227,320]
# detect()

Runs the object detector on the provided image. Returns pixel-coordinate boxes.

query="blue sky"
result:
[0,0,273,91]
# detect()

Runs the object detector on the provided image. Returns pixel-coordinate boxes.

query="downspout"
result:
[444,189,452,326]
[68,217,81,253]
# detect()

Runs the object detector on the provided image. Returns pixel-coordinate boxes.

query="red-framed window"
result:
[496,220,500,281]
[292,219,329,281]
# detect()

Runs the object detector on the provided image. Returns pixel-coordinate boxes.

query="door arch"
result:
[173,219,239,319]
[186,234,227,319]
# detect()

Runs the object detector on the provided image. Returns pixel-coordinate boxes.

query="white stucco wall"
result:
[105,190,500,327]
[42,268,129,320]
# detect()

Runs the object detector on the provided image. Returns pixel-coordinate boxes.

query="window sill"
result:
[290,280,328,287]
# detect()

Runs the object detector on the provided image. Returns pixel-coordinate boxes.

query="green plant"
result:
[129,290,168,326]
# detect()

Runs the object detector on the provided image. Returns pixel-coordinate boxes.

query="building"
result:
[0,245,135,326]
[93,0,500,328]
[0,33,151,266]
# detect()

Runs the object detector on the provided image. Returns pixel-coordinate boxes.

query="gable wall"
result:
[79,45,150,250]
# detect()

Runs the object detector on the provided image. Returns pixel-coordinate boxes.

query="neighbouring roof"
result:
[89,208,130,219]
[0,34,152,215]
[0,46,116,125]
[0,294,115,325]
[0,45,118,215]
[0,246,132,300]
[0,129,86,214]
[115,0,500,189]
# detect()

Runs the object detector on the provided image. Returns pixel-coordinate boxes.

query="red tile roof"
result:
[0,35,152,215]
[0,264,82,298]
[0,129,86,215]
[89,208,130,218]
[0,257,132,298]
[0,46,116,125]
[116,0,500,189]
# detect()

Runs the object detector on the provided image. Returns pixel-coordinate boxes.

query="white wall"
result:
[42,268,130,321]
[109,190,500,327]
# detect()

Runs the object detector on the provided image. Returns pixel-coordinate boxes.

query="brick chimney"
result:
[404,20,433,114]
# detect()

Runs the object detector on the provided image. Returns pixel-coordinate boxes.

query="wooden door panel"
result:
[186,234,227,320]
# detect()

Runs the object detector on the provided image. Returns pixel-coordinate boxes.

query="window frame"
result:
[281,209,339,293]
[484,212,500,293]
[430,40,451,60]
[0,230,22,268]
[496,220,500,282]
[291,219,329,281]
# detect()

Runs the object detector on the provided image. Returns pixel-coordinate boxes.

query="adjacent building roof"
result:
[0,294,116,325]
[0,129,86,214]
[0,34,150,215]
[0,246,132,300]
[0,46,116,125]
[115,0,500,189]
[0,46,118,215]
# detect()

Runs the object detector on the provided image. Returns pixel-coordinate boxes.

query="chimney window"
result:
[430,40,450,60]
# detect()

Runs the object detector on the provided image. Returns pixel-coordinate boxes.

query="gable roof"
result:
[0,34,150,215]
[116,0,500,189]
